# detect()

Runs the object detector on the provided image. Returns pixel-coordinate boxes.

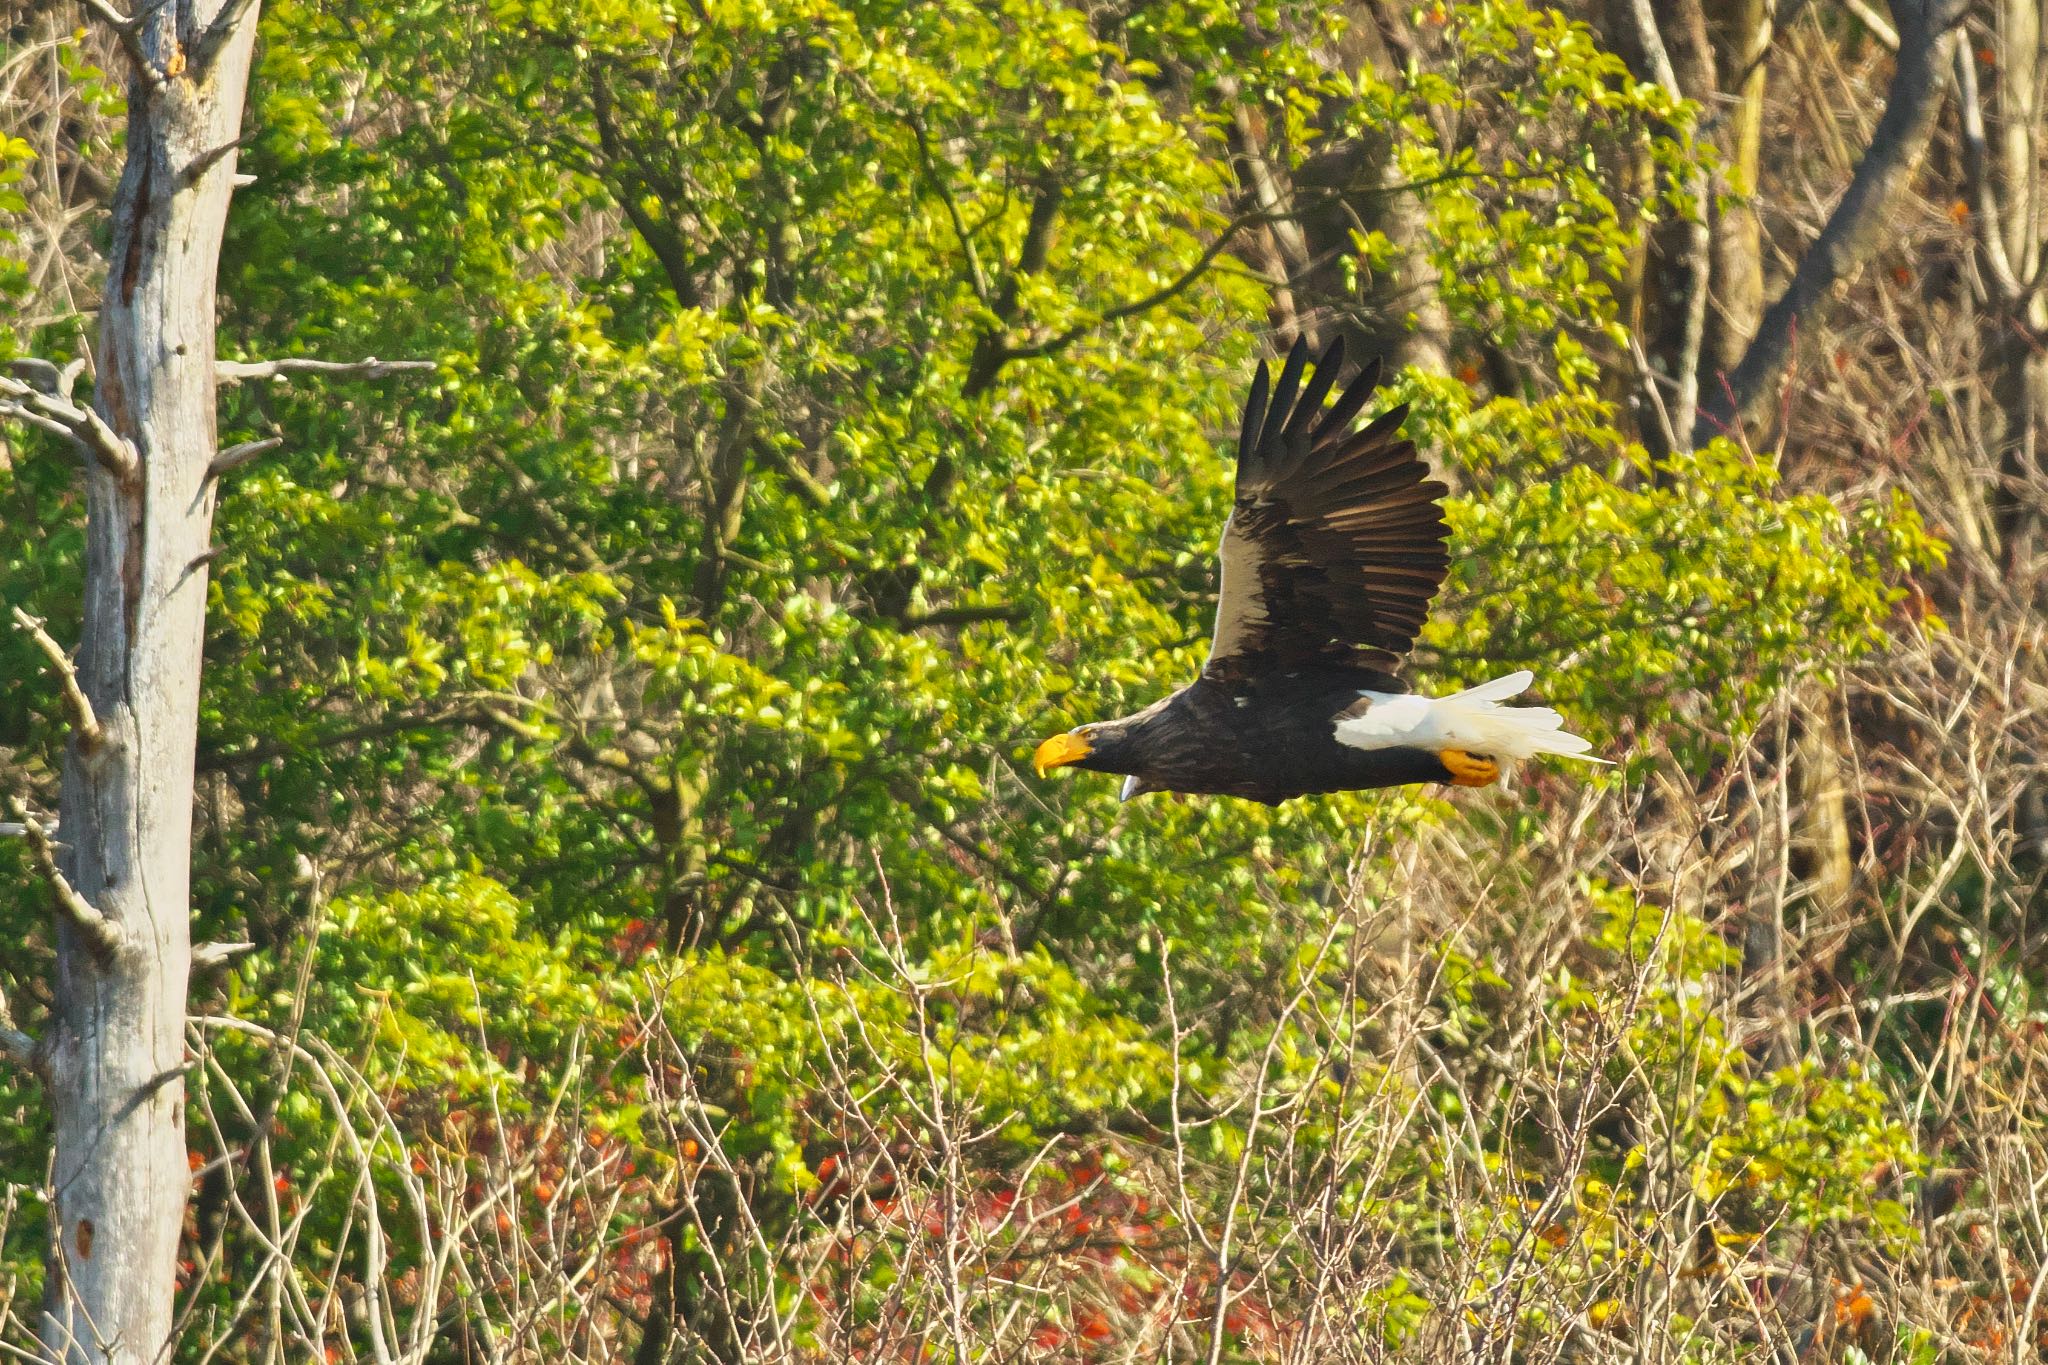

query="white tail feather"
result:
[1334,671,1607,763]
[1448,669,1534,704]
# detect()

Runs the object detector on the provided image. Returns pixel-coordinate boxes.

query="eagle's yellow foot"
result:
[1440,749,1499,787]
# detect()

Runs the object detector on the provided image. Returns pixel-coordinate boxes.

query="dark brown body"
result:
[1082,669,1455,805]
[1040,338,1463,807]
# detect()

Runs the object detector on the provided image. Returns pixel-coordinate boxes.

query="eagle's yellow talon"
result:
[1441,748,1498,787]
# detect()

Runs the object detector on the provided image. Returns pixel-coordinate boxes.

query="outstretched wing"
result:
[1203,337,1450,686]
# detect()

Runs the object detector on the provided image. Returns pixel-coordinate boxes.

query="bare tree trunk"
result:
[1789,686,1854,924]
[1221,5,1451,374]
[1703,0,1771,378]
[1692,0,1967,446]
[1987,294,2048,587]
[1955,0,2048,862]
[1979,0,2047,582]
[1305,5,1451,376]
[1609,0,1715,453]
[33,5,262,1361]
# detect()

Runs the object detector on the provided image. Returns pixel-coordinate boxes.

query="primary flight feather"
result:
[1033,337,1601,805]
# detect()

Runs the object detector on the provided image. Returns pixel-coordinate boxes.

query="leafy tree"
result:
[2,1,2002,1361]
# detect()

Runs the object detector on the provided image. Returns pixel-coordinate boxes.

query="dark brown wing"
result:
[1203,337,1450,686]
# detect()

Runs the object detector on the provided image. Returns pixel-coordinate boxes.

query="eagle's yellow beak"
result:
[1032,732,1092,777]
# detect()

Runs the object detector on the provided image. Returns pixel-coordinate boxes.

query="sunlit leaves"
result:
[1411,376,1940,766]
[0,0,1959,1346]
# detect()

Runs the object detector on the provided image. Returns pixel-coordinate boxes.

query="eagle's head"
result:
[1034,693,1180,798]
[1031,720,1158,800]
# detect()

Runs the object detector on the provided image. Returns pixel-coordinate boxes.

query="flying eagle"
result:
[1032,337,1598,805]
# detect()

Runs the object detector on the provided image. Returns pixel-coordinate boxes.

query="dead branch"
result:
[0,368,138,479]
[1951,40,2026,303]
[181,134,254,187]
[11,607,103,752]
[7,799,126,959]
[1618,0,1712,449]
[192,941,255,969]
[1839,0,1902,52]
[79,0,163,88]
[214,356,438,384]
[206,435,282,479]
[0,981,39,1075]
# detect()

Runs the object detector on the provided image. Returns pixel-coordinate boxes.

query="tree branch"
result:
[215,356,438,384]
[192,940,255,968]
[962,178,1067,398]
[907,114,992,307]
[991,207,1270,368]
[1692,1,1966,445]
[588,65,704,308]
[1618,0,1712,450]
[181,133,254,188]
[79,0,163,88]
[8,799,126,959]
[893,603,1027,630]
[1951,38,2025,303]
[189,0,261,78]
[11,607,104,753]
[0,980,39,1077]
[1,366,139,479]
[206,435,282,479]
[1839,0,1901,52]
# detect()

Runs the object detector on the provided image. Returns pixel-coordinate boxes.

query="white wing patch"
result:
[1332,691,1433,748]
[1206,511,1268,668]
[1334,671,1607,762]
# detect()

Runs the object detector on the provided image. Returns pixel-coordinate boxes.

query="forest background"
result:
[1,0,2044,1359]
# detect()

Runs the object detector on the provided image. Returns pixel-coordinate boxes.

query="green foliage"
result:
[1691,1062,1921,1241]
[1419,372,1942,766]
[0,0,1957,1355]
[1345,0,1689,350]
[0,133,32,341]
